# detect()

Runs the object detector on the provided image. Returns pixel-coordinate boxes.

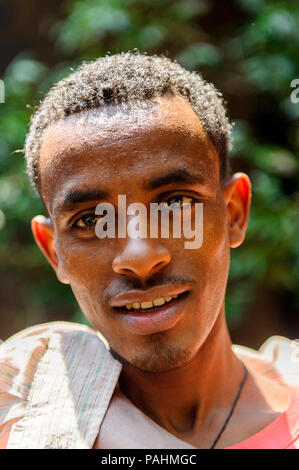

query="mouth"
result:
[110,286,191,335]
[114,291,187,315]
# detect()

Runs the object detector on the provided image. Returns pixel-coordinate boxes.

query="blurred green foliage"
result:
[0,0,298,333]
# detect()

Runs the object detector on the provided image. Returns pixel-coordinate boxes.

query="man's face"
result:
[36,94,245,372]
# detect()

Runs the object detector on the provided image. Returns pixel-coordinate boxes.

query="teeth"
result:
[125,295,179,310]
[141,301,153,309]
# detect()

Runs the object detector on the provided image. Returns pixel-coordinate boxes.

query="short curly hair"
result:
[24,51,232,195]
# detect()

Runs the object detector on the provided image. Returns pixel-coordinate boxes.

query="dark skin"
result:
[1,95,288,449]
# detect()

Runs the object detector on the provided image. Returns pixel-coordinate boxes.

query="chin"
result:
[112,342,195,373]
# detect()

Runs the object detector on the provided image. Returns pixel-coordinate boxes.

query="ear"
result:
[222,172,251,248]
[31,215,69,284]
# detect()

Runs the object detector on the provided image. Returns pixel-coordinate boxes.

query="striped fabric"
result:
[0,322,122,448]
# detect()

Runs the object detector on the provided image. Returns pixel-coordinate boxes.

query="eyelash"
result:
[71,195,198,231]
[71,211,99,230]
[161,195,196,207]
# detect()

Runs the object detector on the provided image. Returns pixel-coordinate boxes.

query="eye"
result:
[164,195,195,208]
[73,213,102,230]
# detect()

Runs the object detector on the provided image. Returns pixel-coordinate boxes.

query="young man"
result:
[0,52,298,449]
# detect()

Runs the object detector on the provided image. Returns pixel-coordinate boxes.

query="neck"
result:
[118,307,245,437]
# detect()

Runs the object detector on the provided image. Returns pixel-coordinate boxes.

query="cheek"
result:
[183,199,230,303]
[55,237,112,290]
[56,238,115,328]
[204,195,229,253]
[200,201,230,303]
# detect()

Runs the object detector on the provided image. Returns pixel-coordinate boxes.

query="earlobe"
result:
[222,172,251,248]
[31,215,69,284]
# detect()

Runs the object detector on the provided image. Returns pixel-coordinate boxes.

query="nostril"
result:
[118,268,135,276]
[153,260,168,271]
[112,241,171,280]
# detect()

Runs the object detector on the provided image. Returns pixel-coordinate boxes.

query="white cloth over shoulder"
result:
[0,321,122,448]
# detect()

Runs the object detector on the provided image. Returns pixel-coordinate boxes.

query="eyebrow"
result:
[54,169,206,217]
[146,168,206,190]
[55,189,109,216]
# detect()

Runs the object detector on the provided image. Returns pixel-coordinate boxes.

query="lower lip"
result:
[114,293,189,335]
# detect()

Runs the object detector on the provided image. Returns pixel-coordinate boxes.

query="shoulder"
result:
[233,335,299,388]
[0,320,108,407]
[0,321,121,449]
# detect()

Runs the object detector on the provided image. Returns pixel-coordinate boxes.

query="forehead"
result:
[39,94,219,215]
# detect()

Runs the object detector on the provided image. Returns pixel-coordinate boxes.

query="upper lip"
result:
[109,284,191,308]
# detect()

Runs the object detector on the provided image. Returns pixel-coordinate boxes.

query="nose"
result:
[112,238,171,281]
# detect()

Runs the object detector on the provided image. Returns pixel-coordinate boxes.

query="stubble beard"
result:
[110,333,193,373]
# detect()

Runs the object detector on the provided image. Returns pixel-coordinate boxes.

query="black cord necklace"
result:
[210,362,248,449]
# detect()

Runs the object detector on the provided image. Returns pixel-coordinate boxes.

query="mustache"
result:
[104,274,195,303]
